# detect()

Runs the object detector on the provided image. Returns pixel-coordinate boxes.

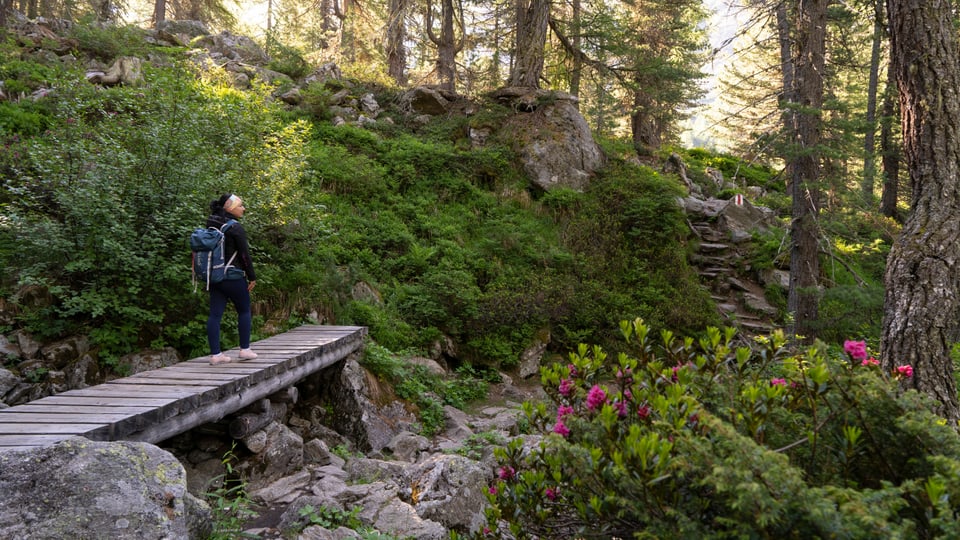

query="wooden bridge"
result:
[0,325,367,452]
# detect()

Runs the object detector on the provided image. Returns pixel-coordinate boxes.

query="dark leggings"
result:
[207,278,251,354]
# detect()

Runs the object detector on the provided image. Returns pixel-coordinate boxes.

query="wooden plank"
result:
[25,395,183,407]
[0,324,368,450]
[63,385,213,398]
[5,404,155,414]
[110,376,239,386]
[0,412,137,423]
[0,423,105,434]
[118,371,255,382]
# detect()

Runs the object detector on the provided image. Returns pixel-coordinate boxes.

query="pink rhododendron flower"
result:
[861,357,880,367]
[613,400,627,417]
[545,487,558,501]
[557,405,574,418]
[498,466,515,480]
[567,364,578,377]
[637,404,652,418]
[558,378,574,397]
[770,378,786,386]
[553,420,570,437]
[586,385,607,410]
[897,365,914,378]
[488,486,497,495]
[844,340,868,361]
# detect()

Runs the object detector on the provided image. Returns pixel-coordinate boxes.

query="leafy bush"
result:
[67,19,153,60]
[205,445,257,540]
[265,38,311,79]
[0,62,307,363]
[477,320,960,538]
[360,342,488,436]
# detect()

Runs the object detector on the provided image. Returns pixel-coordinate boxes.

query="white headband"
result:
[224,194,242,211]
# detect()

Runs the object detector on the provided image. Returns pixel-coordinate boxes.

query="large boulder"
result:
[404,453,492,533]
[491,87,606,192]
[0,437,210,540]
[316,358,417,453]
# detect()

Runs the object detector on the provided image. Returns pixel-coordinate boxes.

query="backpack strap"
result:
[221,219,239,277]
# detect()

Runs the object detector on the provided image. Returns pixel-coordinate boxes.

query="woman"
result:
[206,193,258,365]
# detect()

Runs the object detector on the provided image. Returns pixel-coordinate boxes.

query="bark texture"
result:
[509,0,549,88]
[785,0,826,342]
[882,0,960,421]
[386,0,408,85]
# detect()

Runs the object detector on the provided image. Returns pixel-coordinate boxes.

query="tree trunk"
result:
[861,0,883,203]
[879,58,900,220]
[569,0,581,100]
[0,0,9,28]
[881,0,960,422]
[426,0,463,92]
[785,0,826,343]
[509,0,549,88]
[153,0,166,27]
[386,0,408,85]
[336,0,356,63]
[631,89,660,149]
[437,0,457,91]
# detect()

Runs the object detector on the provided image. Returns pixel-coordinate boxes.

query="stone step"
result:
[698,242,730,252]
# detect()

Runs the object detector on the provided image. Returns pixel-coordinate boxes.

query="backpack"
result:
[190,219,237,291]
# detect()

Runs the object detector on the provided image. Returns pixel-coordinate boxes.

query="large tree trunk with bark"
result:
[783,0,825,342]
[0,0,10,27]
[569,0,581,100]
[882,0,960,422]
[509,0,549,87]
[630,90,660,149]
[386,0,408,85]
[426,0,463,91]
[153,0,166,27]
[861,0,883,203]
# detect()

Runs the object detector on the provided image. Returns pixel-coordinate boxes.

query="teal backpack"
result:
[190,219,237,291]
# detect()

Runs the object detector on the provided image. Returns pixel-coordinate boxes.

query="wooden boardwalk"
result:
[0,325,367,452]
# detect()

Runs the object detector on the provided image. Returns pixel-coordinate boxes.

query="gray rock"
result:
[0,368,19,400]
[13,331,40,359]
[319,358,417,453]
[493,88,605,192]
[0,437,209,540]
[0,335,21,359]
[442,405,474,441]
[237,421,304,491]
[404,454,492,532]
[518,331,549,379]
[400,86,451,115]
[386,431,431,463]
[117,346,179,375]
[345,457,406,484]
[300,525,363,539]
[250,469,313,505]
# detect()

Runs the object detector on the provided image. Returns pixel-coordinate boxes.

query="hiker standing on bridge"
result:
[206,193,258,365]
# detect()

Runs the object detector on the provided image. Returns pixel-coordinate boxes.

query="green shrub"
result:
[0,63,304,361]
[0,102,52,136]
[265,39,310,79]
[360,342,489,436]
[476,321,960,538]
[67,19,152,60]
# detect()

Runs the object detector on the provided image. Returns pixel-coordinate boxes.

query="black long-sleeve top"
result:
[206,211,257,281]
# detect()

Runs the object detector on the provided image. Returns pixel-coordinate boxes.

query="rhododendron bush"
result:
[474,319,960,539]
